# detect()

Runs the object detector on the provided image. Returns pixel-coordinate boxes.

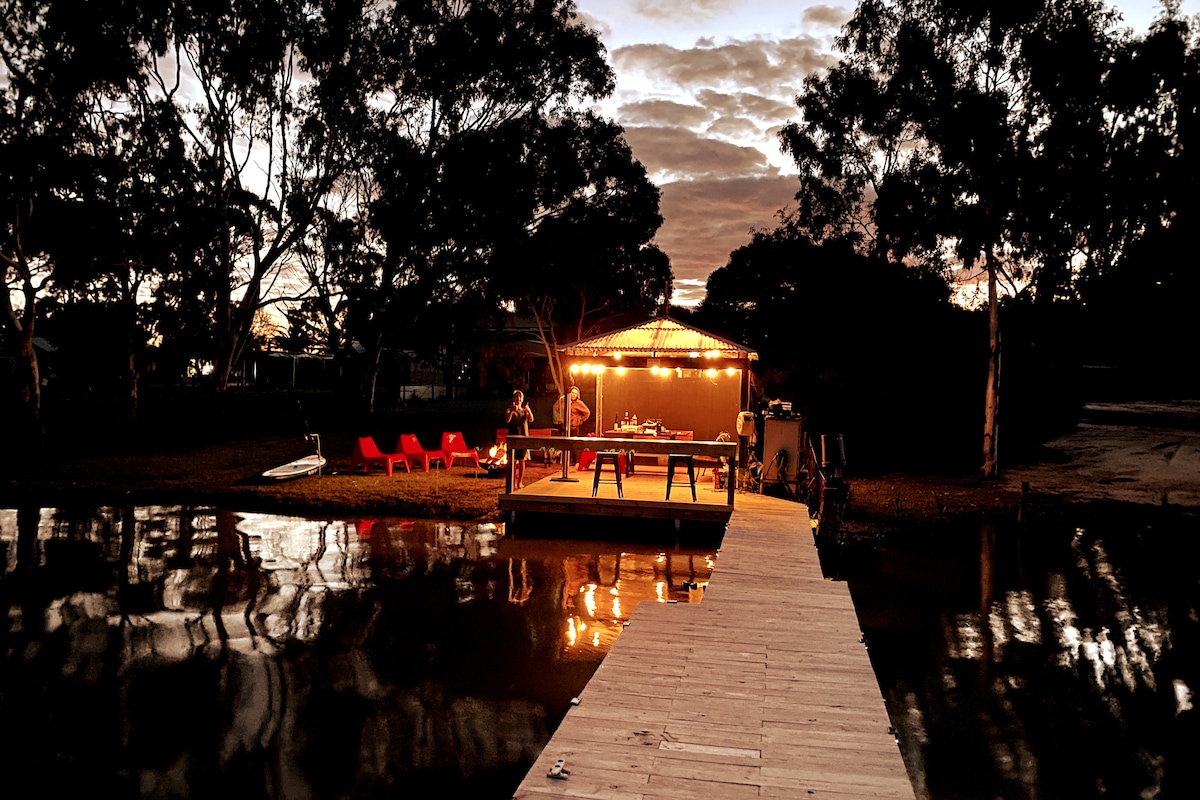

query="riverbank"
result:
[842,399,1200,536]
[5,400,1196,527]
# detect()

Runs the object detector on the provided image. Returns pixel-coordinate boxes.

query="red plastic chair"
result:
[351,437,409,476]
[441,431,481,471]
[397,433,447,472]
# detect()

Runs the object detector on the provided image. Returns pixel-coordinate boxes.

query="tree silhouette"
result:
[778,0,1196,475]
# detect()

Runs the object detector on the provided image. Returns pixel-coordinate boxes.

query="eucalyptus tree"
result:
[0,0,166,441]
[780,0,1179,477]
[334,0,667,411]
[490,111,670,400]
[144,0,363,393]
[695,227,972,467]
[40,94,197,423]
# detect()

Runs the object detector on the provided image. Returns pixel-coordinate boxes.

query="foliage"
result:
[763,0,1199,473]
[695,228,980,470]
[1,0,167,438]
[1,0,669,445]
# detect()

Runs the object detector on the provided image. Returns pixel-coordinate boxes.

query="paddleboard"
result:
[262,453,327,481]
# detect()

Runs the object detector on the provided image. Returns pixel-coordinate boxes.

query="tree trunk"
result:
[15,334,43,449]
[981,249,1001,478]
[126,347,140,424]
[359,328,385,415]
[3,283,44,451]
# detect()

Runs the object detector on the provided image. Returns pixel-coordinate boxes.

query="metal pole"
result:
[551,387,578,482]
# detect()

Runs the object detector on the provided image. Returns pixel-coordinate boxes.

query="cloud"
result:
[613,36,833,95]
[635,0,742,22]
[622,125,770,180]
[618,99,713,128]
[653,173,798,305]
[802,4,851,28]
[707,115,769,140]
[577,7,852,303]
[696,89,796,121]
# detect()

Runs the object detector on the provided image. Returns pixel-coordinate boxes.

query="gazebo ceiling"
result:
[560,317,758,361]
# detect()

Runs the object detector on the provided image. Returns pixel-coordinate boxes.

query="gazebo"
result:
[560,317,757,441]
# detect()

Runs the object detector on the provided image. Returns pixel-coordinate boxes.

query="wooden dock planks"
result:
[513,492,915,799]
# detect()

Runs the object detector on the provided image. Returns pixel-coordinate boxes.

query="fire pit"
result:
[482,442,508,477]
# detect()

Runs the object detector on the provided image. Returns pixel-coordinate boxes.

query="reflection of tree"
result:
[0,507,718,796]
[861,515,1199,800]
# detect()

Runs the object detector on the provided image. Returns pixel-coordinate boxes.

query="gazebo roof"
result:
[560,317,758,360]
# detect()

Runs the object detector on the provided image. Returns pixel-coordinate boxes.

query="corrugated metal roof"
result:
[561,317,757,360]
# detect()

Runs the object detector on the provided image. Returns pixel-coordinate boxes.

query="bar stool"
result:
[665,454,697,501]
[592,451,624,498]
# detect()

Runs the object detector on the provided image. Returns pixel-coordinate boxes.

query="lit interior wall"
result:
[596,368,742,440]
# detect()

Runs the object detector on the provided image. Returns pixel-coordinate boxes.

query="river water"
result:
[0,506,715,798]
[835,510,1200,800]
[1,504,1196,798]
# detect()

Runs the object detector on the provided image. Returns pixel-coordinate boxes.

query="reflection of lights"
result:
[584,584,597,616]
[949,613,984,659]
[1175,680,1194,714]
[612,597,621,617]
[592,631,600,647]
[987,590,1043,656]
[656,581,665,602]
[567,617,577,646]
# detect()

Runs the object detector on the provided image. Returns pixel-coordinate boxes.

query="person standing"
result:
[505,390,534,488]
[552,385,590,435]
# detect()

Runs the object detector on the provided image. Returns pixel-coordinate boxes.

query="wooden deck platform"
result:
[513,493,915,799]
[499,461,735,524]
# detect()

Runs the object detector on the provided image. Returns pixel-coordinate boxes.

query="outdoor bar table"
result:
[580,430,695,472]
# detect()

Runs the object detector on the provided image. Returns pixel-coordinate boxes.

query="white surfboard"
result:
[262,453,327,481]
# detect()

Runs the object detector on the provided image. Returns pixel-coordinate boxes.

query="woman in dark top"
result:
[505,389,534,488]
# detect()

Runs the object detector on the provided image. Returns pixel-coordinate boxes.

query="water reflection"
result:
[841,514,1200,800]
[0,506,717,798]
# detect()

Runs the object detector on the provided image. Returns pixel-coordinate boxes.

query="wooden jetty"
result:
[513,492,915,799]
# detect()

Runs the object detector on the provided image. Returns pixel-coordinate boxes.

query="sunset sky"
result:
[573,1,1195,306]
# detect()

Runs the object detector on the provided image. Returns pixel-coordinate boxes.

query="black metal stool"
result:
[592,451,624,498]
[665,454,697,501]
